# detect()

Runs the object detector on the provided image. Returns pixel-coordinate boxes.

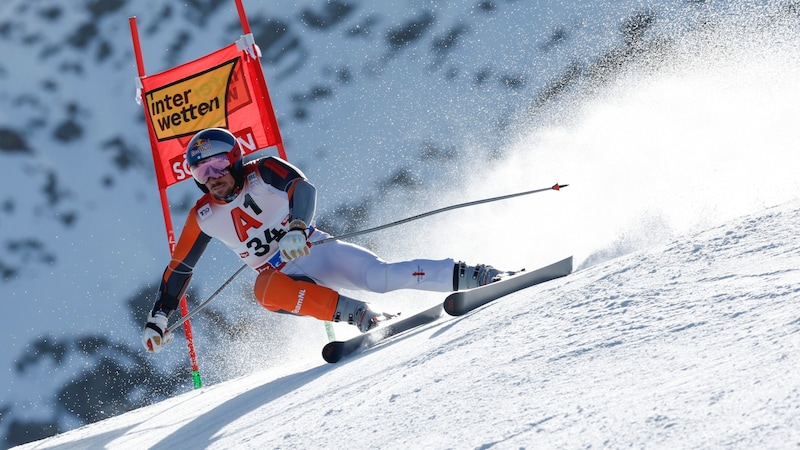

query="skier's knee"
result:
[364,263,392,293]
[253,270,340,320]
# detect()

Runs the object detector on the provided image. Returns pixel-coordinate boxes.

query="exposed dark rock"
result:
[300,0,356,30]
[0,127,30,153]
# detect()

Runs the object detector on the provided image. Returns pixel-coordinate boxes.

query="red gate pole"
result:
[233,0,287,160]
[129,16,203,389]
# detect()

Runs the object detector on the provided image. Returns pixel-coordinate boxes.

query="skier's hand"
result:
[280,220,310,261]
[142,311,174,353]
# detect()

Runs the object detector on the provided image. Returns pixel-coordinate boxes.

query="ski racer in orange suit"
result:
[142,127,508,353]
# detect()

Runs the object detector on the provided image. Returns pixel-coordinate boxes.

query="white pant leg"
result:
[361,257,456,293]
[282,229,455,293]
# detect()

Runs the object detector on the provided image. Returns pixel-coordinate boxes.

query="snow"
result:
[13,200,800,449]
[3,0,800,447]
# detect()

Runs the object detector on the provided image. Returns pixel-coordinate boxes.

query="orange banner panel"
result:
[141,42,282,188]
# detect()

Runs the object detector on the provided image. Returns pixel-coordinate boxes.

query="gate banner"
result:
[140,40,283,188]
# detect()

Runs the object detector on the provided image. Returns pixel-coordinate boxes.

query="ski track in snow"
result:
[14,202,800,449]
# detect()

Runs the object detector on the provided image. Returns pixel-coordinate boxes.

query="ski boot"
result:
[334,295,396,333]
[454,262,512,290]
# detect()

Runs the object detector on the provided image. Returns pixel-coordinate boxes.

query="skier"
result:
[142,127,509,353]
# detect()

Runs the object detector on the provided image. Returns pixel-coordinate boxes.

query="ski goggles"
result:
[189,154,231,184]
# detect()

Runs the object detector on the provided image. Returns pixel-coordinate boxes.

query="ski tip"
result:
[552,183,568,191]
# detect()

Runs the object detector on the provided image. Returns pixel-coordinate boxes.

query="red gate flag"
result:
[139,38,284,189]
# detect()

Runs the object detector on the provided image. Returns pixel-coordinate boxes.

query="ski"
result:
[321,256,573,363]
[444,256,573,316]
[321,303,444,363]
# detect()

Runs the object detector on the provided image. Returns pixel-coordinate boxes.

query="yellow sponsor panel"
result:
[146,60,238,140]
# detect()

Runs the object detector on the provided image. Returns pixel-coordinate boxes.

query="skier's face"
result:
[205,171,235,199]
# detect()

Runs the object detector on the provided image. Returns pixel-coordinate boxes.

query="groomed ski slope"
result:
[15,200,800,449]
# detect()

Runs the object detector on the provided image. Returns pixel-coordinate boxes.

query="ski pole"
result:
[313,183,567,245]
[166,264,248,334]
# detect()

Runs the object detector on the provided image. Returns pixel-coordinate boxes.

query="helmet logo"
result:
[189,138,212,157]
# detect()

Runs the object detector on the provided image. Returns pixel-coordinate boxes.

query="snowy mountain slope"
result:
[2,0,635,443]
[13,199,800,449]
[3,0,800,446]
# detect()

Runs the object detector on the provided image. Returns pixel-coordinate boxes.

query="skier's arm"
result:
[151,210,212,317]
[286,178,316,227]
[256,156,317,226]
